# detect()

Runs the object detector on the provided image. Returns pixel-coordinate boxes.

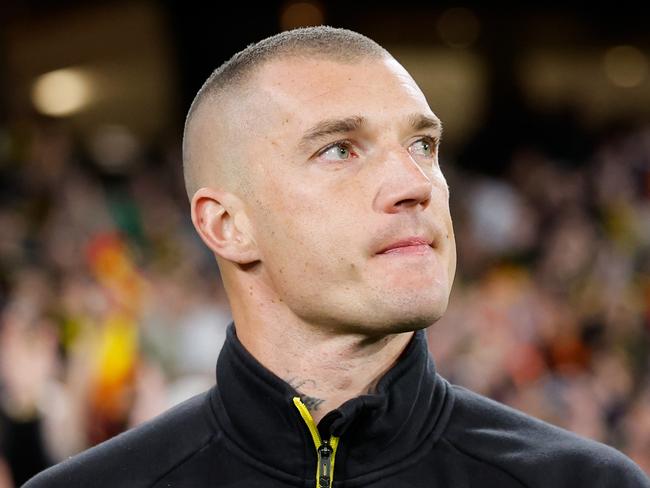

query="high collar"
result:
[210,321,454,484]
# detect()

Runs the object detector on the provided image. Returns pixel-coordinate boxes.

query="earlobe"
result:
[190,188,260,264]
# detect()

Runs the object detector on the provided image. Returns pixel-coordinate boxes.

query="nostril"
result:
[395,198,420,207]
[395,196,431,209]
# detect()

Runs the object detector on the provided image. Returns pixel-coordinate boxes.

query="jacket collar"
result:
[210,321,453,483]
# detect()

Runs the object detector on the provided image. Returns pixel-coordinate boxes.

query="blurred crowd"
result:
[0,115,649,486]
[431,124,650,473]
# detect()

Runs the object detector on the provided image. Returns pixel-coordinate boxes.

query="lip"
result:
[377,236,433,255]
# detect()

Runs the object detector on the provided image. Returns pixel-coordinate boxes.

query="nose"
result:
[373,147,433,213]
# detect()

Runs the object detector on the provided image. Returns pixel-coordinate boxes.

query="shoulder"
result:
[442,384,650,487]
[23,389,219,488]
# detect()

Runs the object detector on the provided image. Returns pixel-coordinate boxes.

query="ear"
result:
[190,187,260,265]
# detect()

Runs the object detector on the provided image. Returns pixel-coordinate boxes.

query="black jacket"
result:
[24,322,650,487]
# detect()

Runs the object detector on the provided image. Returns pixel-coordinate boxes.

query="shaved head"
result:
[182,26,391,203]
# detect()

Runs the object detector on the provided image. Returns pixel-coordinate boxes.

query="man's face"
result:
[233,55,456,335]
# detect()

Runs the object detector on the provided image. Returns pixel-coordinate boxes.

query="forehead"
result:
[241,56,436,133]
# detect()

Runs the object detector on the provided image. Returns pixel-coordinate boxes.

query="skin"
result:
[189,55,457,424]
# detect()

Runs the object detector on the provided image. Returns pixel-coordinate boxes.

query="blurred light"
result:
[436,7,480,49]
[603,45,648,88]
[31,68,92,117]
[280,1,324,30]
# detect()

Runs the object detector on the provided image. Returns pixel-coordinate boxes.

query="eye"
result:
[409,137,437,160]
[317,141,356,162]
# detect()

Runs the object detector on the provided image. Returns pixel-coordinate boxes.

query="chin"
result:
[297,286,450,336]
[358,300,448,337]
[384,287,449,325]
[387,311,444,333]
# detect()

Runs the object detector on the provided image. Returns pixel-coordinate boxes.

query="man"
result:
[25,26,649,488]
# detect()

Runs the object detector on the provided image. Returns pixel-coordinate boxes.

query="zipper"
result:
[317,440,334,488]
[293,397,340,488]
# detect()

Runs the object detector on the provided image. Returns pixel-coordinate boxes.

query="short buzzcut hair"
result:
[182,26,391,201]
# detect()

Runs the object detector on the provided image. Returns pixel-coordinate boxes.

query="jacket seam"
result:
[147,432,219,488]
[441,435,529,488]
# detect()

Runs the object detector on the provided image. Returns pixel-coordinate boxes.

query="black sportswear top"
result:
[24,322,650,487]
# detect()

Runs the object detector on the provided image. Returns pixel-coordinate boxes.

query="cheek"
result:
[252,183,326,263]
[253,172,369,268]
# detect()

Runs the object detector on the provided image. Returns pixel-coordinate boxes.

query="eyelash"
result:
[415,136,439,153]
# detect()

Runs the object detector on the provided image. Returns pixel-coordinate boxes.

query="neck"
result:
[226,274,414,425]
[239,319,413,425]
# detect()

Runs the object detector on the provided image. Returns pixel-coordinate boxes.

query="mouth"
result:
[376,236,434,255]
[379,244,432,255]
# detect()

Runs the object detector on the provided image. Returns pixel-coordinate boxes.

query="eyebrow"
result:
[298,112,443,152]
[408,113,443,136]
[299,115,366,151]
